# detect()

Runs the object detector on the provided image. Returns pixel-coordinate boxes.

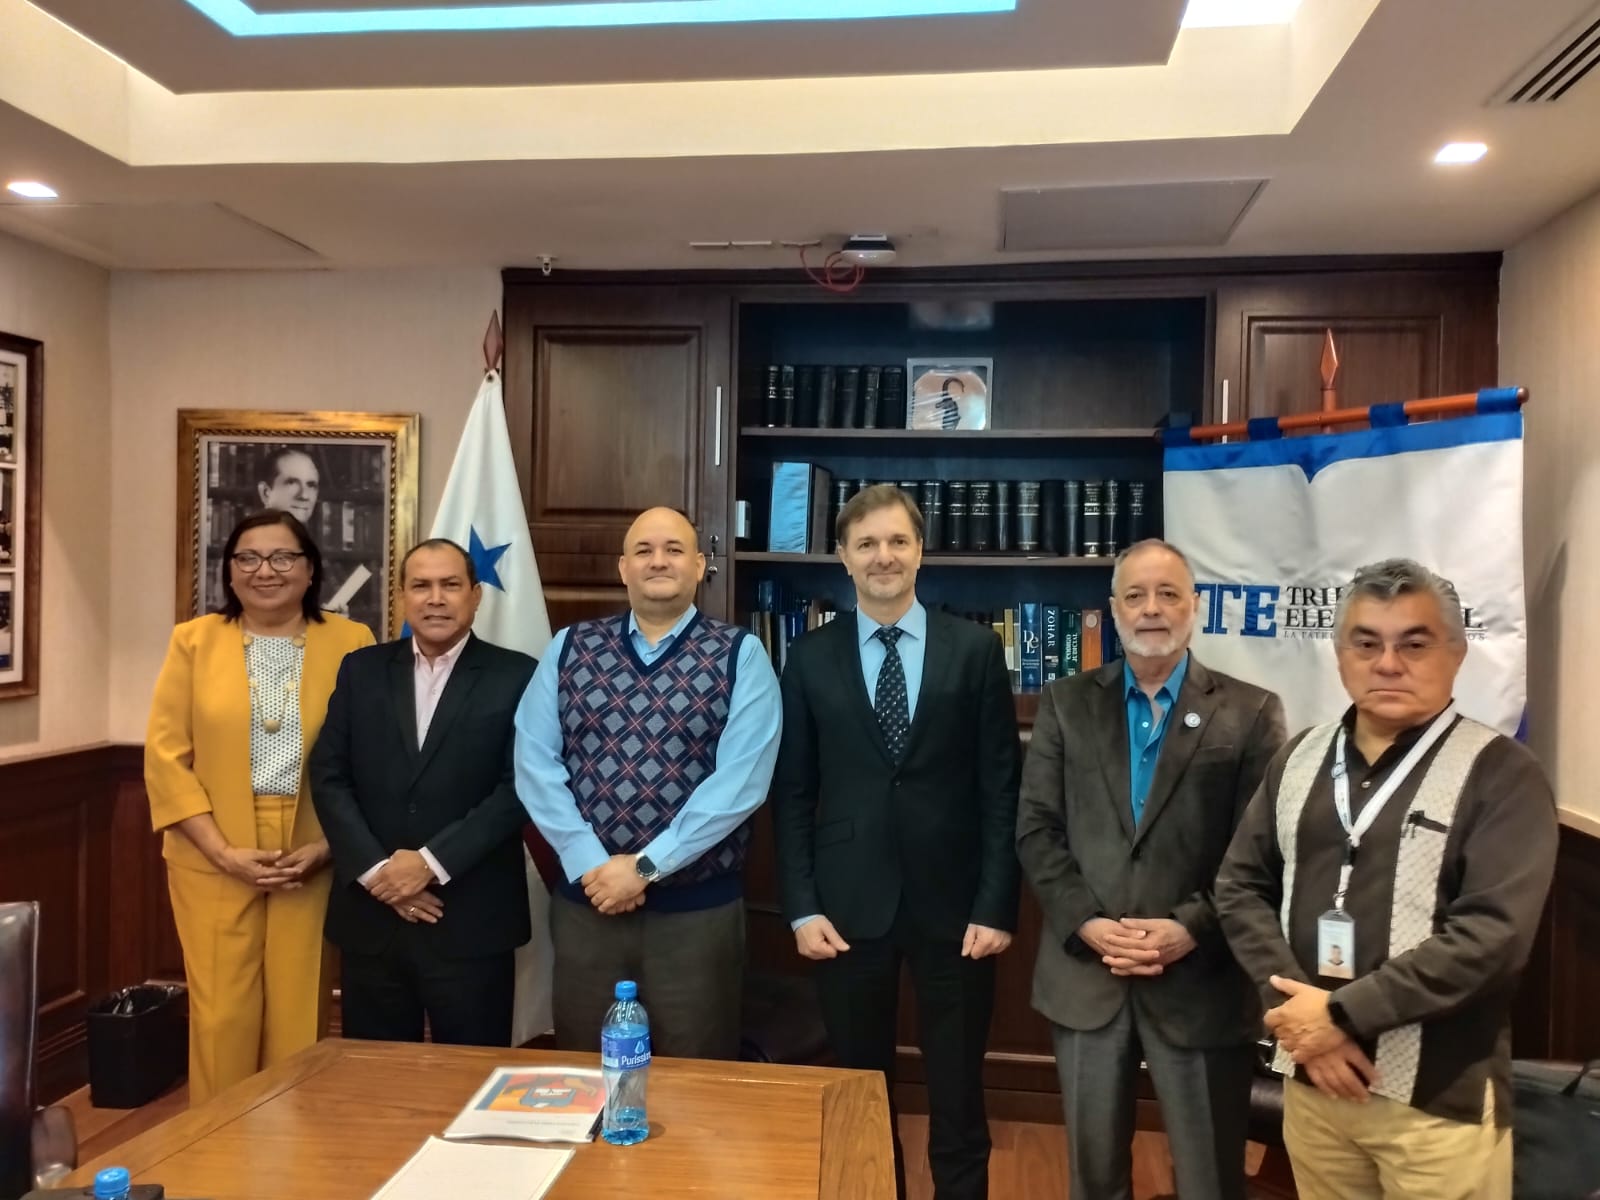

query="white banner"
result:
[1163,401,1526,738]
[429,368,554,1045]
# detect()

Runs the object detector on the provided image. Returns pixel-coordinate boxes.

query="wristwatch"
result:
[635,854,662,883]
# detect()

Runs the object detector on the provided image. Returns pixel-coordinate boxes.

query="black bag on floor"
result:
[85,985,187,1109]
[1512,1059,1600,1200]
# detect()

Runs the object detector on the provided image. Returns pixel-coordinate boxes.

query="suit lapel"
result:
[388,639,421,768]
[414,635,484,780]
[1131,656,1219,848]
[900,610,950,762]
[1089,662,1138,844]
[834,614,894,767]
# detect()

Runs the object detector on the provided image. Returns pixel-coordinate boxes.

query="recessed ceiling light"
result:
[1181,0,1300,29]
[180,0,1016,36]
[1434,142,1488,165]
[6,181,58,200]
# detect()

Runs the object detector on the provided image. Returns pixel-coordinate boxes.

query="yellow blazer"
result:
[145,612,376,872]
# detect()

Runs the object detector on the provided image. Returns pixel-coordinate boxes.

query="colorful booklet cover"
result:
[442,1066,607,1144]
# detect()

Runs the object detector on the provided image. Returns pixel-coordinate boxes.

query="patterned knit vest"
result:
[557,612,751,885]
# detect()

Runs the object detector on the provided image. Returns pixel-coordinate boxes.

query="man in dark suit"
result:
[310,538,537,1046]
[773,484,1021,1200]
[1017,538,1286,1200]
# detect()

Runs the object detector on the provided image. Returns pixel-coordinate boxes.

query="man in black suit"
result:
[310,538,536,1046]
[773,484,1021,1200]
[1016,538,1286,1200]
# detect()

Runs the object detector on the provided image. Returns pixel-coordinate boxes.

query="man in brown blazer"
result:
[1017,538,1287,1200]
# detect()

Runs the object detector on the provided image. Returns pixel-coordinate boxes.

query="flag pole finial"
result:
[482,311,504,375]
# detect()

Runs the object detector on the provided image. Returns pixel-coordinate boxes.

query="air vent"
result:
[1492,3,1600,104]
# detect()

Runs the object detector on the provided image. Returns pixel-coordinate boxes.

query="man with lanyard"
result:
[1217,558,1557,1200]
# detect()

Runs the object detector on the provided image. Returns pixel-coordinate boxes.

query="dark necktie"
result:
[874,626,910,762]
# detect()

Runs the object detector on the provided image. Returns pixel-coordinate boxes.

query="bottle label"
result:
[602,1032,652,1071]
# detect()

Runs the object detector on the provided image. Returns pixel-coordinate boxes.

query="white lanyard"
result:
[1330,705,1456,910]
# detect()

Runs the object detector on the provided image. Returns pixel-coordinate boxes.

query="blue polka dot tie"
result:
[874,626,910,762]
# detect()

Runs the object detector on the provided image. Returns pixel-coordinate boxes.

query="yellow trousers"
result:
[165,796,332,1106]
[1284,1076,1512,1200]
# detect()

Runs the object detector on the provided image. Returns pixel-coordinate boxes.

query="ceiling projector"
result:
[837,234,898,265]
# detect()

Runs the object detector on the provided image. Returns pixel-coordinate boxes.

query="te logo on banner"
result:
[1195,583,1488,642]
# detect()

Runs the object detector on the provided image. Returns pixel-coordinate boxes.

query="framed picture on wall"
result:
[906,358,993,431]
[0,330,43,699]
[176,410,420,639]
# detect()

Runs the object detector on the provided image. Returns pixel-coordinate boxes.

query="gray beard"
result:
[1113,614,1189,659]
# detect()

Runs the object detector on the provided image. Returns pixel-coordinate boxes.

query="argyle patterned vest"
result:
[556,612,751,885]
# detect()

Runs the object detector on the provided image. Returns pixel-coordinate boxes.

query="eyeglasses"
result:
[1338,635,1450,663]
[231,550,307,573]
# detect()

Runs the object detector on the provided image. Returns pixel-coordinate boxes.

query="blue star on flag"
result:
[468,527,511,592]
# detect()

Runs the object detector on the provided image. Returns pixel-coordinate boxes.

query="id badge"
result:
[1317,909,1355,980]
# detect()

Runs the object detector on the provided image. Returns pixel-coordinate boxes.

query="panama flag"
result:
[429,366,554,1043]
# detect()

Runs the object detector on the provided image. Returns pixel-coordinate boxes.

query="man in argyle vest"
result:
[1217,558,1557,1200]
[514,507,781,1059]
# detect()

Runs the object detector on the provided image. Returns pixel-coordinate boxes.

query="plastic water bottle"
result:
[93,1166,132,1200]
[600,979,650,1146]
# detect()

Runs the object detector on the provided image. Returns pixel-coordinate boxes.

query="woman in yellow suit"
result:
[145,509,374,1104]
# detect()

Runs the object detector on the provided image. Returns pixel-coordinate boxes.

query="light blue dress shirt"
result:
[792,602,927,932]
[1125,652,1189,827]
[512,605,782,883]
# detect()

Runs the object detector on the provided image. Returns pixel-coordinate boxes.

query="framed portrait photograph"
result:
[177,410,420,640]
[906,358,993,431]
[0,330,42,699]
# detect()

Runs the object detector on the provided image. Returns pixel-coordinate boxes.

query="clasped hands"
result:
[367,849,445,926]
[215,839,329,893]
[793,917,1012,961]
[1077,915,1196,976]
[1263,975,1381,1103]
[581,855,648,915]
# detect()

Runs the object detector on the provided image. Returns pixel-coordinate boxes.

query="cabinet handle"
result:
[713,384,724,468]
[705,563,720,579]
[1220,378,1230,444]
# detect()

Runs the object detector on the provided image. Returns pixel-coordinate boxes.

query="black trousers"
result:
[812,908,996,1200]
[339,936,516,1047]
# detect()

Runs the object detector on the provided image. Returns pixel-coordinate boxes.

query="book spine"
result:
[1082,480,1105,557]
[968,481,995,552]
[1015,480,1041,552]
[1064,479,1083,557]
[763,364,780,428]
[1039,480,1063,555]
[920,481,945,551]
[829,478,854,553]
[1042,604,1062,683]
[779,364,796,428]
[1079,609,1103,671]
[1127,480,1147,545]
[994,481,1013,552]
[816,366,837,428]
[881,366,906,428]
[1019,602,1043,690]
[860,367,881,429]
[1104,478,1122,556]
[1063,609,1081,676]
[837,366,862,429]
[945,481,969,551]
[796,365,819,428]
[1003,606,1019,690]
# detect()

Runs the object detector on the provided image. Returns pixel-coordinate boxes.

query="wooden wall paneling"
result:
[1546,825,1600,1062]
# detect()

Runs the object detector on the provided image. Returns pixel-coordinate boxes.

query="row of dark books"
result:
[758,364,907,430]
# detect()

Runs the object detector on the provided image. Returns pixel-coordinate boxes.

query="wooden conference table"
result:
[68,1040,895,1199]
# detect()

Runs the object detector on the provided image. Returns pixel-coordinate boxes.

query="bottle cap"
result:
[615,979,638,1001]
[94,1166,131,1198]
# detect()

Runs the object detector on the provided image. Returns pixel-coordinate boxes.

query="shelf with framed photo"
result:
[0,331,42,698]
[732,294,1204,702]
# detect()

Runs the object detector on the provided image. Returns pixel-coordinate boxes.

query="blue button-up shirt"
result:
[855,601,928,721]
[1125,653,1189,827]
[512,605,782,883]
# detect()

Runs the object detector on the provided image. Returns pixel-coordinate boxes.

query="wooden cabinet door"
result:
[1213,268,1499,425]
[504,284,734,627]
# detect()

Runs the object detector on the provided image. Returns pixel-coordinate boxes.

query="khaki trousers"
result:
[1283,1076,1512,1200]
[166,796,332,1105]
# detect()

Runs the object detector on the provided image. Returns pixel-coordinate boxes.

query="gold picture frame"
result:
[0,330,43,699]
[176,409,420,639]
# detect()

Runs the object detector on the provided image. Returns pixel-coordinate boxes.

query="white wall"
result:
[1503,185,1600,833]
[106,267,500,741]
[0,230,112,761]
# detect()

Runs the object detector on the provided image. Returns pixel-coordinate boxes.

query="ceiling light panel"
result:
[1434,142,1488,164]
[180,0,1017,36]
[5,181,58,199]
